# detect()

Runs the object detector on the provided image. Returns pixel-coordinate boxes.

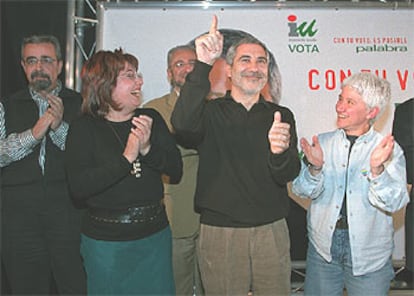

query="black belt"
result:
[88,203,163,224]
[335,216,348,229]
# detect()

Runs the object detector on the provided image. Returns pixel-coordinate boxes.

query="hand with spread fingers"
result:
[300,135,324,172]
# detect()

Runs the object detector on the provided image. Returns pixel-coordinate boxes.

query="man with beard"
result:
[171,16,301,295]
[0,35,86,294]
[144,45,203,296]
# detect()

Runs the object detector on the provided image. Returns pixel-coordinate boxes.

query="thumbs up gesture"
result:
[195,15,224,65]
[268,111,291,154]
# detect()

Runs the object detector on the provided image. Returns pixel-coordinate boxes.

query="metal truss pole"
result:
[65,0,76,90]
[65,0,97,92]
[75,0,85,92]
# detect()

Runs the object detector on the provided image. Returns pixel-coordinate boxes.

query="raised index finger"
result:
[209,15,218,34]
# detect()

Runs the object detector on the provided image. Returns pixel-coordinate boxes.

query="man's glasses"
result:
[24,56,56,66]
[173,61,196,69]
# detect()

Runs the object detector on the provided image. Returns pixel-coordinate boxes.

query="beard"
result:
[171,80,185,89]
[234,71,267,95]
[30,71,52,91]
[171,74,187,89]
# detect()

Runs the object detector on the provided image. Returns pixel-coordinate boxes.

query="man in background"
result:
[144,44,203,296]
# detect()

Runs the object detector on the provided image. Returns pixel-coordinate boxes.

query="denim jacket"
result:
[292,128,409,276]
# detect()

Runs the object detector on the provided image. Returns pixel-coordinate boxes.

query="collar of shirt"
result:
[167,90,179,108]
[222,92,274,110]
[338,126,375,145]
[29,80,62,108]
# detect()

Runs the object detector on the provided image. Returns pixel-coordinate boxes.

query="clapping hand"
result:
[123,115,153,163]
[370,134,394,177]
[45,93,64,131]
[300,135,324,174]
[31,92,64,140]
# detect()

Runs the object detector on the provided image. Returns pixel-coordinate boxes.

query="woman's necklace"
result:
[106,121,142,178]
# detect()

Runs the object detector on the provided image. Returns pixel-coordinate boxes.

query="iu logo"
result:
[288,14,318,38]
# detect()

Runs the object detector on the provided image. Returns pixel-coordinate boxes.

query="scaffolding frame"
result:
[65,0,97,91]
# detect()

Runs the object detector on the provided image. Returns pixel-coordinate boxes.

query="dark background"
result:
[1,0,69,99]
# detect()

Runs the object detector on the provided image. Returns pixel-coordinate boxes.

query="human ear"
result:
[226,64,231,78]
[367,106,380,120]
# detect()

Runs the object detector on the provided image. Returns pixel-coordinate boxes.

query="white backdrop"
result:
[96,1,414,261]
